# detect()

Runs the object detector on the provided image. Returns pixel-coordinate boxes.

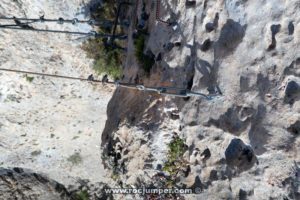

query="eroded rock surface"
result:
[225,138,257,171]
[102,0,300,199]
[0,168,70,200]
[0,0,300,199]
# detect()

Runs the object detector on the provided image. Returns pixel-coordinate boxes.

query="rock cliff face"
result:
[0,168,71,200]
[1,0,300,199]
[0,167,113,200]
[102,0,300,199]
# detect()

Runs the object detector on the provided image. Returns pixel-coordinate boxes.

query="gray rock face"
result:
[0,168,70,200]
[0,167,113,200]
[12,0,296,199]
[102,0,300,199]
[3,0,298,199]
[285,80,300,104]
[225,138,257,171]
[288,120,300,135]
[215,19,246,57]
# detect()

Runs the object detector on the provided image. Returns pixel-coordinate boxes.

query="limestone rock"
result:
[225,138,257,171]
[0,168,70,200]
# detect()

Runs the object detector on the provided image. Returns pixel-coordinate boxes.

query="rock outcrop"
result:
[0,168,70,200]
[225,138,257,171]
[1,0,300,199]
[101,0,300,199]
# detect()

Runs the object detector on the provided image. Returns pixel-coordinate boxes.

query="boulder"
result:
[225,138,257,171]
[284,79,300,104]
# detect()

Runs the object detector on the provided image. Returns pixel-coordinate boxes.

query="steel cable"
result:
[0,68,213,99]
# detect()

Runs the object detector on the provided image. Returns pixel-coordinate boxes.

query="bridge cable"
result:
[0,67,213,99]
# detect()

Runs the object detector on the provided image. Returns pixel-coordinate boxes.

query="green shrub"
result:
[168,137,186,161]
[82,38,123,80]
[25,75,34,82]
[134,34,146,62]
[134,34,155,74]
[67,152,82,165]
[91,1,117,28]
[75,190,89,200]
[163,137,187,186]
[82,1,125,80]
[94,46,122,79]
[111,172,120,181]
[31,150,42,156]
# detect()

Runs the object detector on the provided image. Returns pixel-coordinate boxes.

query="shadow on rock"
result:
[205,106,255,136]
[248,105,270,155]
[0,167,70,200]
[214,19,246,58]
[284,80,300,105]
[0,167,113,200]
[225,138,257,172]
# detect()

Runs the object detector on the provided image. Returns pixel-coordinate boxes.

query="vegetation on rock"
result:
[74,190,89,200]
[163,136,187,186]
[67,152,82,165]
[134,33,155,74]
[82,0,124,80]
